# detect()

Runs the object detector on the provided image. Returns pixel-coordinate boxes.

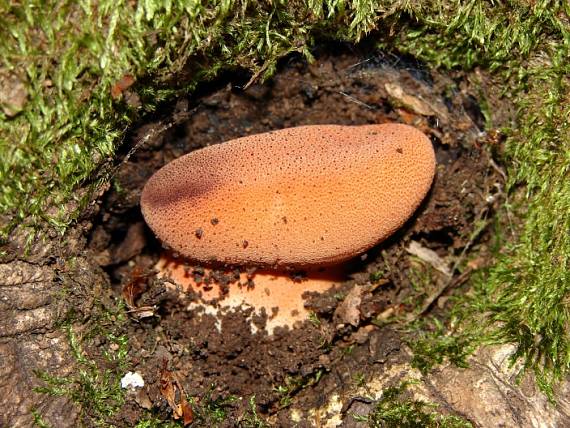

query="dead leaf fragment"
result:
[122,266,148,308]
[126,306,156,319]
[385,82,434,116]
[135,388,153,410]
[180,400,194,426]
[111,74,135,99]
[159,362,177,410]
[159,360,194,426]
[122,267,157,319]
[112,222,146,264]
[334,285,365,327]
[406,240,452,277]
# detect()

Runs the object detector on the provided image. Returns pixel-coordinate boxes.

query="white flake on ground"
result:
[120,372,145,389]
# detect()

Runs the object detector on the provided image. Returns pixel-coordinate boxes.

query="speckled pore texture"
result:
[141,124,435,267]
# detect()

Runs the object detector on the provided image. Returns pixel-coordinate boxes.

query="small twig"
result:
[243,63,269,90]
[345,57,372,70]
[414,268,473,318]
[338,91,374,109]
[104,106,198,186]
[412,206,490,319]
[340,395,375,415]
[123,109,196,167]
[488,157,507,182]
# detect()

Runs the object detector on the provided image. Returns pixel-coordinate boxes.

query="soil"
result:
[1,45,517,427]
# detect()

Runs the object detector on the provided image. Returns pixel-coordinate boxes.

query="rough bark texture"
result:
[0,254,105,427]
[292,344,570,427]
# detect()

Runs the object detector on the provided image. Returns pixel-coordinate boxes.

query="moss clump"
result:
[33,308,129,425]
[408,318,476,375]
[361,381,472,428]
[388,1,569,395]
[483,61,569,396]
[134,393,268,427]
[187,386,237,426]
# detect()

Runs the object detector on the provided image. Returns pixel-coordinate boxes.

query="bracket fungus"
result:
[141,124,435,333]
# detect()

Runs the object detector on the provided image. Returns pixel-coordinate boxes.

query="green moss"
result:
[274,369,325,409]
[239,395,270,428]
[408,318,476,375]
[34,307,129,425]
[485,66,569,395]
[387,1,570,395]
[353,372,367,387]
[32,410,53,428]
[357,381,472,428]
[187,385,237,426]
[134,393,268,427]
[134,417,180,428]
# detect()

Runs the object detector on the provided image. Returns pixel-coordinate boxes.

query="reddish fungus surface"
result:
[141,123,435,268]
